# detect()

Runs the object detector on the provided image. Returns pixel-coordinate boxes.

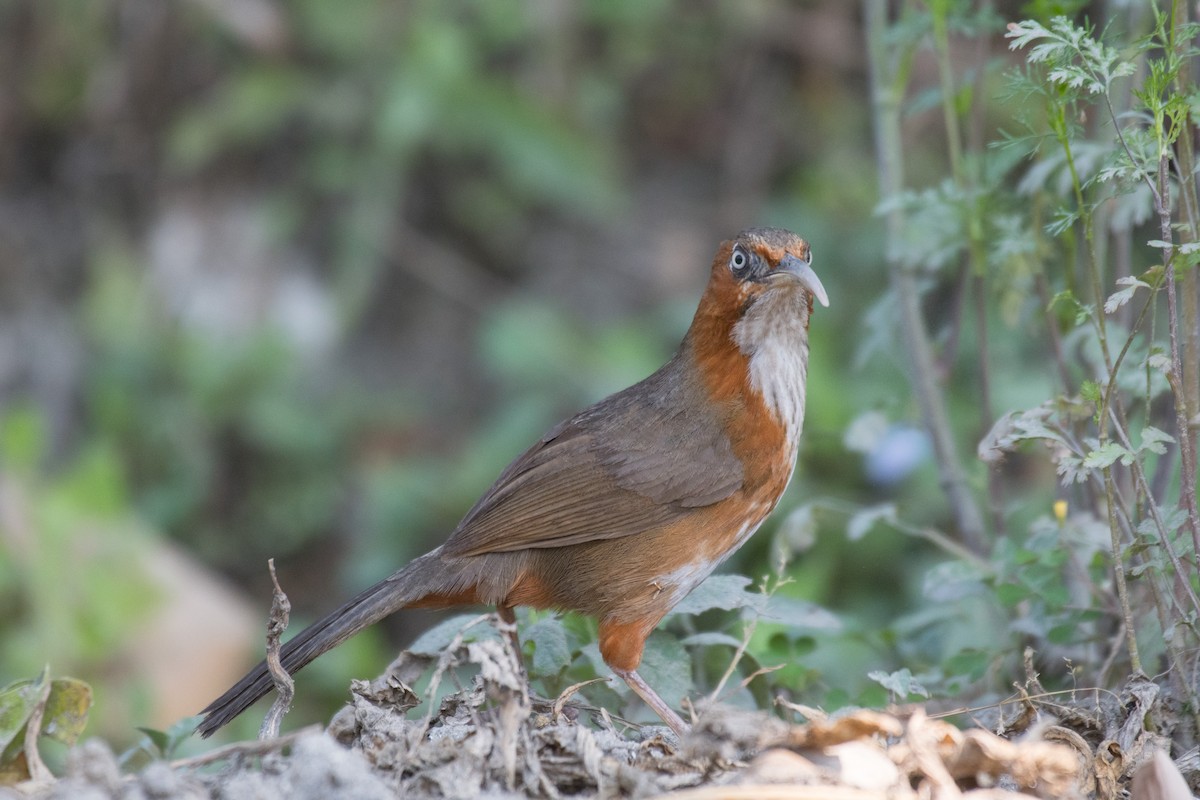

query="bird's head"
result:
[683,228,828,430]
[717,227,828,312]
[690,227,828,337]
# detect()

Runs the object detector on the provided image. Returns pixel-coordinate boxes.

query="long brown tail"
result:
[196,551,467,737]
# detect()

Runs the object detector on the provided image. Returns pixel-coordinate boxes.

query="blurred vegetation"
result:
[0,0,1198,760]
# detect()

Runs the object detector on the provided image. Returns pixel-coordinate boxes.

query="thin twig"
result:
[707,617,760,703]
[1156,153,1200,557]
[551,678,608,722]
[259,558,294,741]
[1102,466,1142,673]
[21,673,53,783]
[1107,405,1200,620]
[929,686,1122,721]
[173,725,324,770]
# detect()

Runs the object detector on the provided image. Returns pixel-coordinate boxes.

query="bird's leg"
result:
[599,617,689,736]
[496,604,525,677]
[611,667,689,737]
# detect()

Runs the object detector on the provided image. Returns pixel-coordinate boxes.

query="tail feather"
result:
[196,552,460,737]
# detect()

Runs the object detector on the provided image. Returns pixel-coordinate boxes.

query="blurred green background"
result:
[1,0,1171,749]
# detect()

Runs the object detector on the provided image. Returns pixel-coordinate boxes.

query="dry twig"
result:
[258,558,295,740]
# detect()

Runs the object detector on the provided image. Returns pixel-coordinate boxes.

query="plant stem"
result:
[1170,0,1200,436]
[1168,0,1200,552]
[864,0,987,553]
[1102,466,1142,674]
[1156,153,1200,558]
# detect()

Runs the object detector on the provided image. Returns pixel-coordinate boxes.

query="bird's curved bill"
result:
[778,254,830,308]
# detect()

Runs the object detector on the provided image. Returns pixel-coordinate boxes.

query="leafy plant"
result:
[0,669,92,784]
[863,0,1200,731]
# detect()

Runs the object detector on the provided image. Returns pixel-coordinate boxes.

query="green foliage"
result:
[868,667,929,701]
[119,716,205,770]
[80,250,354,571]
[0,669,92,784]
[858,0,1200,728]
[1005,18,1136,96]
[0,408,158,674]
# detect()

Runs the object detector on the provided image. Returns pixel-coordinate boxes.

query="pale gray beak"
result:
[777,253,830,308]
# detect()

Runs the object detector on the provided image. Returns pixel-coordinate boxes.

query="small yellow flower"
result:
[1053,499,1068,524]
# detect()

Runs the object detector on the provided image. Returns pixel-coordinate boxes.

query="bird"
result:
[197,227,828,738]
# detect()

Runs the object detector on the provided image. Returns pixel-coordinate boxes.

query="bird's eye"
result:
[730,246,749,272]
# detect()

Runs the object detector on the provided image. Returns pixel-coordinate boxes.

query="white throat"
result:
[732,289,810,452]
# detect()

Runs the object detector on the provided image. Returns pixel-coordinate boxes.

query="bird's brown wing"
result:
[440,357,744,558]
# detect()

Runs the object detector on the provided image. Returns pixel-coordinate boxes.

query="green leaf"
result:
[679,632,744,649]
[524,617,573,678]
[1139,426,1174,455]
[635,632,692,711]
[996,582,1028,608]
[867,668,929,699]
[670,575,766,616]
[762,596,843,630]
[1104,276,1151,314]
[0,672,46,759]
[847,503,897,541]
[40,678,91,746]
[406,613,497,655]
[1047,622,1079,644]
[922,560,987,603]
[1082,442,1133,469]
[1048,289,1090,326]
[944,649,991,681]
[135,727,170,757]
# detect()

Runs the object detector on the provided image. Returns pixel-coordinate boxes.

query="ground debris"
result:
[7,648,1190,799]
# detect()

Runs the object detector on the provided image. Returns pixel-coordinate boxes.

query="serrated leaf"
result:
[406,613,497,655]
[923,560,987,602]
[635,632,692,710]
[847,503,896,541]
[1139,426,1174,454]
[762,596,843,630]
[524,617,573,678]
[1137,506,1189,538]
[1082,441,1133,469]
[1148,354,1173,373]
[867,668,929,699]
[670,575,765,616]
[680,632,745,648]
[1055,454,1088,484]
[1104,276,1151,313]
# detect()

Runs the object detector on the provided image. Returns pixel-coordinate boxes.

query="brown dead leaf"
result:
[779,709,904,749]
